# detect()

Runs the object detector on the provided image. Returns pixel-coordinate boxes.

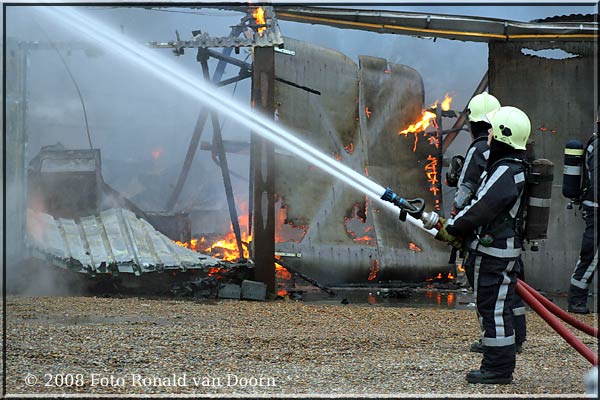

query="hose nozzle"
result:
[381,187,426,217]
[381,187,441,230]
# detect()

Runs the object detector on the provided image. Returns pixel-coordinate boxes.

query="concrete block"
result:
[241,280,266,301]
[218,283,241,300]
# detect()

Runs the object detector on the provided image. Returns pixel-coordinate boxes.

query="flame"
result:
[367,259,380,281]
[275,196,308,243]
[365,107,372,119]
[457,264,465,273]
[275,262,292,297]
[424,155,439,197]
[151,149,162,160]
[344,198,377,245]
[399,109,437,136]
[398,94,453,150]
[441,93,452,111]
[408,242,422,252]
[427,136,439,148]
[344,142,354,154]
[253,7,266,34]
[174,200,252,262]
[425,271,455,282]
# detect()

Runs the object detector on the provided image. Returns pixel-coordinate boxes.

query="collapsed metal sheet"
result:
[26,208,220,275]
[273,38,448,285]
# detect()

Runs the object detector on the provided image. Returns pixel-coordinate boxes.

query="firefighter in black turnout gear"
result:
[448,93,527,355]
[567,111,599,314]
[437,106,531,384]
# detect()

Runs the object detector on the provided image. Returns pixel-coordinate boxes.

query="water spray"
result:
[37,6,438,236]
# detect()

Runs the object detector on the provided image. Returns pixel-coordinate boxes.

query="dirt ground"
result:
[4,295,598,396]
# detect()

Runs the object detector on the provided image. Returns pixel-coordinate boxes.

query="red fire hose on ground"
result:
[516,279,598,366]
[518,279,598,338]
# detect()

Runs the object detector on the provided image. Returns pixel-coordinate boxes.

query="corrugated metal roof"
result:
[27,208,221,275]
[274,6,598,42]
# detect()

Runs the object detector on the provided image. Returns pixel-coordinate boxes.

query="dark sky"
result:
[5,3,597,212]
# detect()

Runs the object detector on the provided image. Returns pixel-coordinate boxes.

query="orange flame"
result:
[275,262,292,297]
[151,149,162,160]
[275,196,308,243]
[368,259,380,281]
[408,242,422,252]
[441,93,452,111]
[365,107,372,119]
[398,95,453,150]
[253,7,266,34]
[174,200,252,262]
[344,142,354,154]
[344,198,377,245]
[424,155,439,197]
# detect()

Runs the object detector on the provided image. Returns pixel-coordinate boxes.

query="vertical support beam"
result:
[435,107,443,215]
[5,41,28,264]
[441,71,488,154]
[251,46,276,294]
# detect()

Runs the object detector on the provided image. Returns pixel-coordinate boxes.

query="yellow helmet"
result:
[489,106,531,150]
[467,92,501,122]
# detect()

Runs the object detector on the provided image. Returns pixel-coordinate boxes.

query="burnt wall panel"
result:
[274,38,449,285]
[489,41,596,294]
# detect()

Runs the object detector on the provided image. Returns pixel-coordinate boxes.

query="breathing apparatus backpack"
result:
[481,157,554,251]
[562,135,596,208]
[562,139,585,207]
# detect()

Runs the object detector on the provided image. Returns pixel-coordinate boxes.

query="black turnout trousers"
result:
[464,251,521,375]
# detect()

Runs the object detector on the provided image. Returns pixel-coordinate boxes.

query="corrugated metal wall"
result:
[489,41,596,294]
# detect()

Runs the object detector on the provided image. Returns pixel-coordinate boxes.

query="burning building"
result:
[4,5,598,298]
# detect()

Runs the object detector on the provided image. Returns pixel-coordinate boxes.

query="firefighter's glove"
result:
[434,218,463,250]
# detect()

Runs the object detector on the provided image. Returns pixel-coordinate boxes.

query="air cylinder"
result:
[525,159,554,241]
[562,140,584,200]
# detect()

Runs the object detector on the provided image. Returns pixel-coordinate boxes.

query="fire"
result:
[275,262,292,297]
[151,149,162,160]
[440,93,452,111]
[253,7,266,34]
[344,199,377,245]
[424,155,439,196]
[427,136,439,148]
[275,196,308,243]
[174,200,252,262]
[425,271,456,282]
[367,259,380,281]
[365,107,372,119]
[457,264,465,273]
[399,110,436,136]
[408,242,422,252]
[344,142,354,154]
[398,94,453,150]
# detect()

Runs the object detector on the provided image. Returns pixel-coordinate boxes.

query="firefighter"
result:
[567,109,599,314]
[451,93,527,354]
[436,106,531,384]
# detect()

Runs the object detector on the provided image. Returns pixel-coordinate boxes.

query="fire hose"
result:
[518,279,598,338]
[380,187,598,366]
[516,280,598,366]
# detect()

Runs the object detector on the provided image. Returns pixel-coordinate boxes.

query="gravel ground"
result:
[4,295,598,396]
